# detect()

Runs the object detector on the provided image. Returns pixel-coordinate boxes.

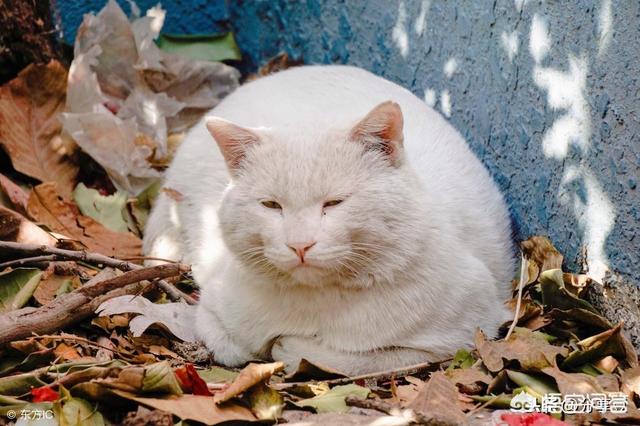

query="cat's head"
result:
[208,101,425,287]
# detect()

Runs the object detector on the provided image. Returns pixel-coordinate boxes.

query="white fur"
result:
[144,65,515,375]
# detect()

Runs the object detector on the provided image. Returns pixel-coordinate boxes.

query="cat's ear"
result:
[206,117,260,173]
[349,101,404,166]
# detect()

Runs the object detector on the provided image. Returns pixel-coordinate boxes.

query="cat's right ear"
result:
[206,117,260,174]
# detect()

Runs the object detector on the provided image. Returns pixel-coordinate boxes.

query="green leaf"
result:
[196,366,239,384]
[142,362,183,395]
[505,370,558,397]
[539,269,597,313]
[295,384,370,413]
[55,397,105,426]
[0,268,42,312]
[73,183,130,233]
[157,32,242,62]
[0,371,46,395]
[446,348,475,371]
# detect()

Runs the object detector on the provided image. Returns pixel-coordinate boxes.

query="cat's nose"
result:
[287,241,316,262]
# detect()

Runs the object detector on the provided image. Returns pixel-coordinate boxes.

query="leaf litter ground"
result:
[0,1,639,425]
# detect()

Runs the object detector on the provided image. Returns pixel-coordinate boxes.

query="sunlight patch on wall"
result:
[423,88,437,107]
[443,58,458,78]
[392,1,409,58]
[440,90,451,117]
[529,14,550,64]
[514,0,531,12]
[530,13,615,283]
[598,0,613,56]
[414,0,431,36]
[501,31,519,62]
[533,57,590,159]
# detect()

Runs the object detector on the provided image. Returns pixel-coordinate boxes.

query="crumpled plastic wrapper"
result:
[61,0,239,194]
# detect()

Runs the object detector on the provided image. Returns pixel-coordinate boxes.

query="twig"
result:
[32,333,132,357]
[344,396,454,426]
[0,241,196,305]
[0,254,58,269]
[0,264,186,346]
[274,358,447,390]
[505,253,528,340]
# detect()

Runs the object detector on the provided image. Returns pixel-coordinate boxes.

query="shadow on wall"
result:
[229,0,640,287]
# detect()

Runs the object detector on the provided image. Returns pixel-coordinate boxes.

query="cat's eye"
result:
[323,199,343,208]
[261,200,282,209]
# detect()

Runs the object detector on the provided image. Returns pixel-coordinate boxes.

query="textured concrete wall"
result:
[54,1,639,290]
[54,0,229,43]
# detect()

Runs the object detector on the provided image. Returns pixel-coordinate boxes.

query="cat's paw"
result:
[196,307,253,367]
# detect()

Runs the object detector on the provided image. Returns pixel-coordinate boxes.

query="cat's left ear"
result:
[206,117,260,175]
[349,101,404,166]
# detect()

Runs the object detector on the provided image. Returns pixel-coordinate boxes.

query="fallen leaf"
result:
[31,386,60,402]
[446,348,476,371]
[0,206,57,245]
[285,358,348,382]
[54,343,82,361]
[0,268,43,312]
[33,272,74,305]
[174,364,211,396]
[0,173,29,214]
[96,295,197,341]
[157,32,242,62]
[562,323,639,369]
[541,367,603,395]
[505,370,559,397]
[408,371,466,424]
[295,384,370,413]
[214,362,284,404]
[446,367,492,394]
[113,390,255,425]
[73,183,130,233]
[196,366,239,384]
[247,382,284,420]
[142,362,183,395]
[55,397,105,425]
[520,236,563,283]
[621,367,640,398]
[475,328,568,372]
[27,182,141,257]
[121,406,173,426]
[540,269,598,313]
[0,370,47,395]
[0,61,78,197]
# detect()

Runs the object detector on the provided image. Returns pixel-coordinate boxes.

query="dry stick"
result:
[505,252,528,340]
[273,358,448,390]
[0,241,195,305]
[344,396,454,426]
[0,254,58,269]
[0,264,185,346]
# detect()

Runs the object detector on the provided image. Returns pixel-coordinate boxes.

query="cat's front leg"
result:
[195,304,253,367]
[272,336,436,376]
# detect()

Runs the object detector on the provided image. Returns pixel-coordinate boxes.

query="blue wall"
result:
[55,1,639,289]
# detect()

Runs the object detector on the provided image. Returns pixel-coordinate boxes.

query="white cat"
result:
[144,65,515,375]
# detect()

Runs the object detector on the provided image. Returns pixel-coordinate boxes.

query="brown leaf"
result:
[113,390,256,425]
[285,358,348,382]
[0,206,57,246]
[621,367,640,399]
[475,328,568,372]
[214,362,284,404]
[562,323,639,369]
[122,406,173,426]
[0,61,78,197]
[408,371,466,424]
[27,182,141,257]
[0,173,29,214]
[542,367,603,395]
[33,272,75,305]
[445,368,492,395]
[53,342,81,360]
[520,236,563,283]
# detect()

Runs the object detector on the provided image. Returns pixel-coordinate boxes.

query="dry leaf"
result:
[285,358,348,382]
[33,272,75,305]
[27,182,141,257]
[0,61,78,197]
[520,236,563,283]
[542,367,603,395]
[0,173,29,214]
[113,390,255,425]
[96,295,197,341]
[408,371,466,424]
[53,342,82,361]
[445,367,492,394]
[0,206,57,246]
[621,367,640,399]
[214,362,284,404]
[475,328,568,372]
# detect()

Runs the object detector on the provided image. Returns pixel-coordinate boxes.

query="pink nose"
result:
[287,242,316,262]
